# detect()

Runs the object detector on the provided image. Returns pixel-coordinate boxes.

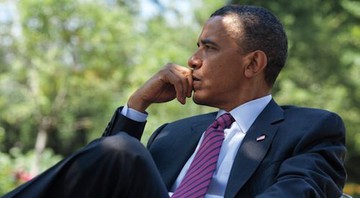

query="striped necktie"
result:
[171,113,234,198]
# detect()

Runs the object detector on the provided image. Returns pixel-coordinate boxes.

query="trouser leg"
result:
[3,132,169,198]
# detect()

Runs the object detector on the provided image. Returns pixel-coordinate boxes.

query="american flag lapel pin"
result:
[256,134,266,142]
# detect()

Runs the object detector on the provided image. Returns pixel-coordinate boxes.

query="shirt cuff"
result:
[120,104,148,122]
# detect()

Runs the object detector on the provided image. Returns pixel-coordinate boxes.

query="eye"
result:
[204,44,216,51]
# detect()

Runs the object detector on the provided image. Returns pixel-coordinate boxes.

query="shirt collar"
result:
[217,95,272,133]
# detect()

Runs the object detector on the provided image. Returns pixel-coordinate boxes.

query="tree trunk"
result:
[32,118,50,175]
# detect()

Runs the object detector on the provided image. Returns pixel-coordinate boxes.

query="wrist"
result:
[128,94,150,113]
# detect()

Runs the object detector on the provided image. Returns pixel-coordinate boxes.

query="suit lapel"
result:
[224,99,284,198]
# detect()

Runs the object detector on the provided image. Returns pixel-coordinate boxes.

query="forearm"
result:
[102,107,147,140]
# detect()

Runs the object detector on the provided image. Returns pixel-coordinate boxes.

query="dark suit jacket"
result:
[104,99,347,198]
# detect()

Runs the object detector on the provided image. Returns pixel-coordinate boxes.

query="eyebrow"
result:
[197,39,219,48]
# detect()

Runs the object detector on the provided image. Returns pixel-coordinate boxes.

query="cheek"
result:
[201,55,244,84]
[210,68,244,92]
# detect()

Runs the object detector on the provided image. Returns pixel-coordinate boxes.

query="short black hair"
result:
[211,4,288,87]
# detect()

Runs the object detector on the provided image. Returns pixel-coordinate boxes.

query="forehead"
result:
[199,15,243,42]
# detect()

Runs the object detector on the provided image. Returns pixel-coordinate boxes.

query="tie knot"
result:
[214,113,234,129]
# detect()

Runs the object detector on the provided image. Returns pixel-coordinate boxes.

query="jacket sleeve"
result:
[102,107,147,140]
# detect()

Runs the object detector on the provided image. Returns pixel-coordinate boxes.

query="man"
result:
[4,4,346,198]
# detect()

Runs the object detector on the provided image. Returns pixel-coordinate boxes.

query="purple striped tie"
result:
[171,113,234,198]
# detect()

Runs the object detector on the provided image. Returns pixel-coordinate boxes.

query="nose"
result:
[188,52,202,70]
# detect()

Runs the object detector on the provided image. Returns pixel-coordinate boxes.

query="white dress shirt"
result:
[121,95,272,198]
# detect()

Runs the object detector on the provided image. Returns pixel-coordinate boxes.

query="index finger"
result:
[167,64,193,104]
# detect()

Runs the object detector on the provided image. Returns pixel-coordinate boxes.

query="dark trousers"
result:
[3,132,169,198]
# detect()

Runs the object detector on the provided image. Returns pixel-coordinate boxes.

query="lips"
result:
[192,75,201,90]
[192,75,200,81]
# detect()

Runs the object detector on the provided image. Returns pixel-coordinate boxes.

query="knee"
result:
[97,132,147,158]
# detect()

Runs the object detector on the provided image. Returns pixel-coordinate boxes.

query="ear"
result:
[244,50,267,78]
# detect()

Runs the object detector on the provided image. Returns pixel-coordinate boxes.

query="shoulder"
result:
[167,112,217,126]
[280,105,343,121]
[278,105,345,136]
[147,112,217,148]
[154,112,217,133]
[149,111,217,137]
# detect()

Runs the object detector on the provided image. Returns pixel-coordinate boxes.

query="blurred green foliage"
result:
[0,0,359,196]
[0,148,61,195]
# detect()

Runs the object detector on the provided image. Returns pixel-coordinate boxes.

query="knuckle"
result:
[165,62,175,68]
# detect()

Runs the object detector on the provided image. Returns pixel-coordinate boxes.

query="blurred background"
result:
[0,0,359,196]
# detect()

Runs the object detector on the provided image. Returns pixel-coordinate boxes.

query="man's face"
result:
[189,15,251,111]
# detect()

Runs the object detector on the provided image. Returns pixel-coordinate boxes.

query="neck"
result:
[221,83,271,111]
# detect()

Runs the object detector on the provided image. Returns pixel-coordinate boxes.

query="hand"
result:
[128,63,193,112]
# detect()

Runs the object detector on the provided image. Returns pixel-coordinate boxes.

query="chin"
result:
[192,92,224,109]
[192,94,210,107]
